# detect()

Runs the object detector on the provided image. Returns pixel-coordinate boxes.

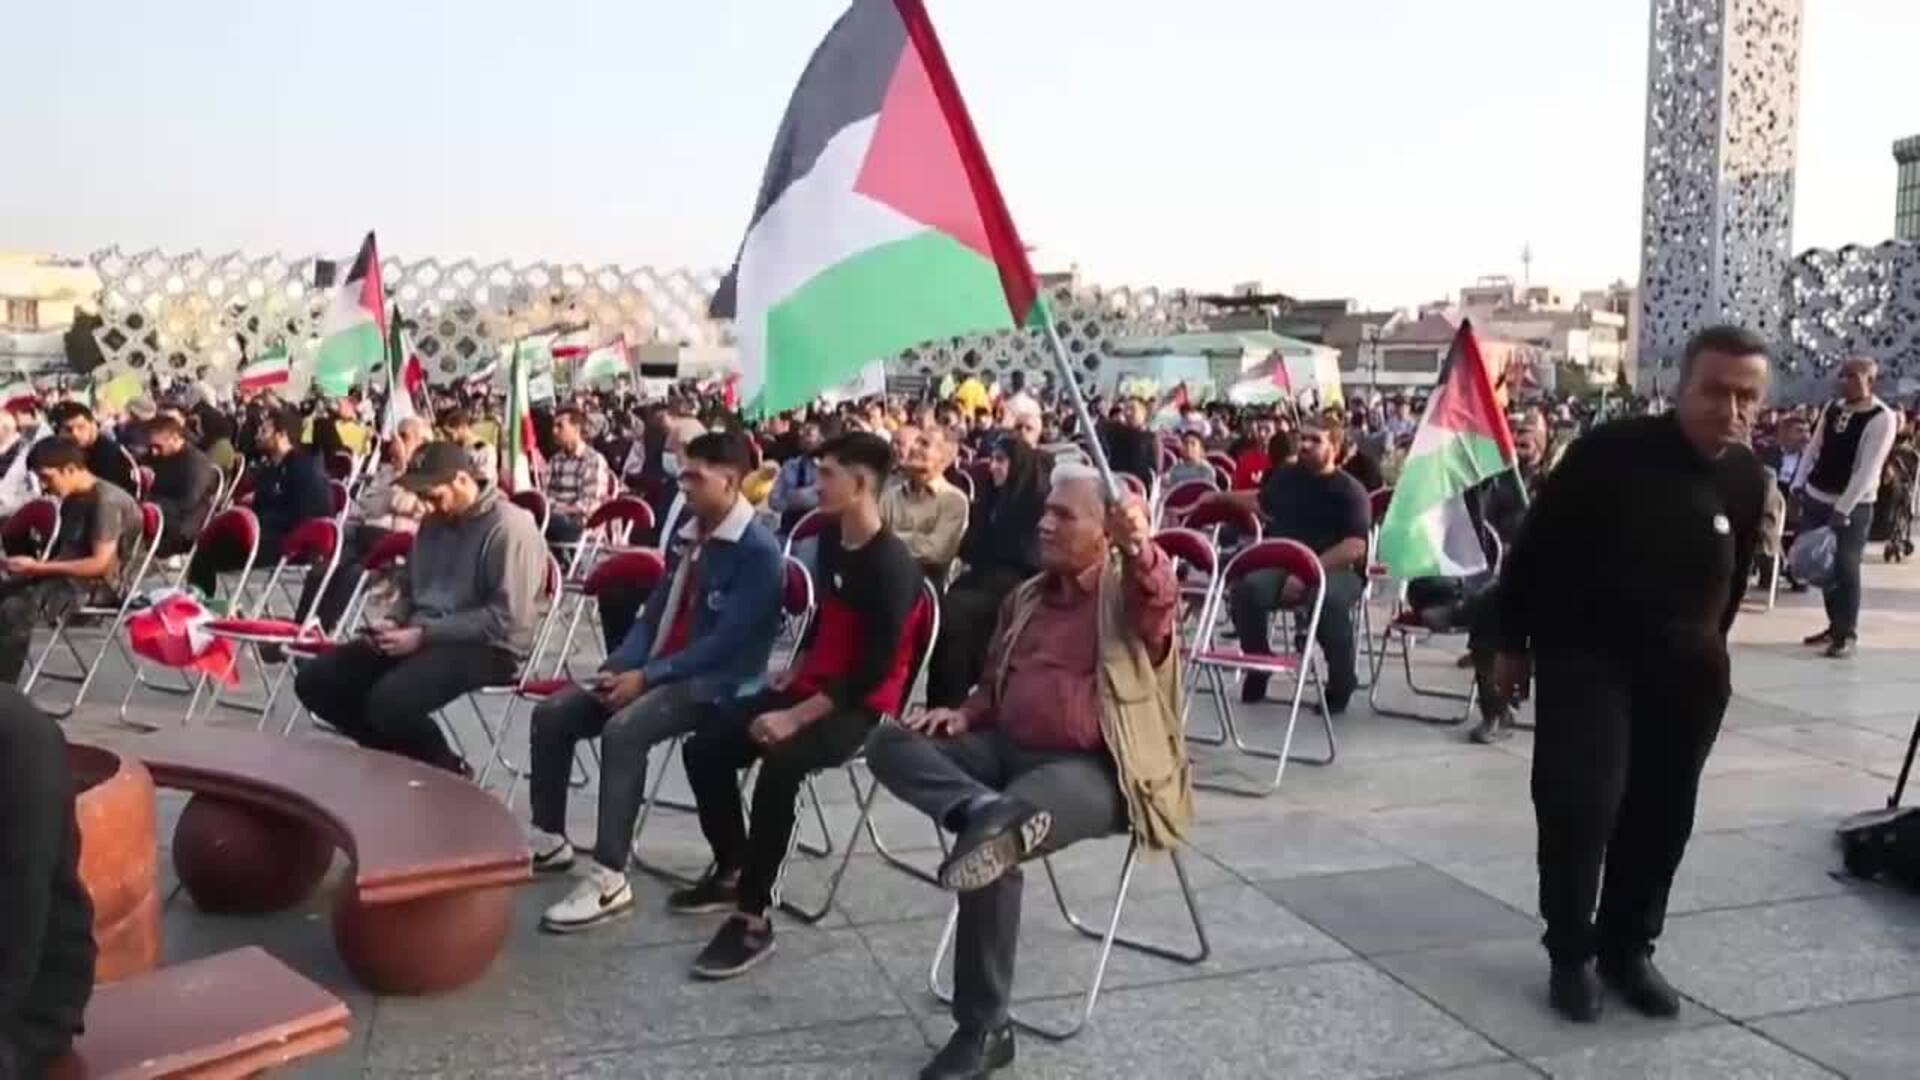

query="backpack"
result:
[1837,716,1920,889]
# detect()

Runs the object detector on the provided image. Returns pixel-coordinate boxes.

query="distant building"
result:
[1448,276,1635,389]
[1897,135,1920,242]
[1366,310,1546,396]
[0,252,100,375]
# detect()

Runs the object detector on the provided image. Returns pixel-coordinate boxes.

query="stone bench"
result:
[55,946,350,1078]
[130,729,531,995]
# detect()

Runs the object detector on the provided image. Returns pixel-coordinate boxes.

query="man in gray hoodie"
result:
[294,442,548,773]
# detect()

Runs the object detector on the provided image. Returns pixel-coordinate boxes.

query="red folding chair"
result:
[1356,486,1395,689]
[781,506,831,560]
[511,489,551,533]
[1153,526,1221,646]
[136,466,154,500]
[1366,532,1502,727]
[324,451,357,482]
[2,498,61,558]
[1206,451,1237,478]
[466,556,571,787]
[280,529,417,736]
[23,503,163,718]
[561,496,656,581]
[327,479,350,519]
[1154,478,1218,528]
[196,517,344,729]
[1181,493,1263,553]
[1182,538,1338,797]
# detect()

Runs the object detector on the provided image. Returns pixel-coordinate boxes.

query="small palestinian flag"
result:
[579,337,631,383]
[236,345,291,392]
[314,232,388,397]
[711,0,1043,416]
[1375,321,1519,580]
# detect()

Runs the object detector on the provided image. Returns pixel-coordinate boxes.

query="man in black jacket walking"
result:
[0,686,95,1078]
[1492,325,1770,1023]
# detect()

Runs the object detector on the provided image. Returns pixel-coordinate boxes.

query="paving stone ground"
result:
[57,560,1920,1078]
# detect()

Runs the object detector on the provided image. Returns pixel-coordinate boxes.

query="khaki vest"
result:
[997,558,1194,850]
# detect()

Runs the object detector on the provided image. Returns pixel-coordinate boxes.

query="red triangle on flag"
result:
[1428,321,1517,462]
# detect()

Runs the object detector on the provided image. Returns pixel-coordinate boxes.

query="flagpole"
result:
[1039,314,1125,504]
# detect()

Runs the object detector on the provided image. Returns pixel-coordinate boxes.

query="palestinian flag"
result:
[711,0,1042,415]
[236,345,291,392]
[1375,321,1518,580]
[579,337,630,383]
[314,232,387,397]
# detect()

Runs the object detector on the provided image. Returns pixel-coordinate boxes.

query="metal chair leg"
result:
[779,766,878,924]
[927,842,1209,1041]
[1368,628,1474,726]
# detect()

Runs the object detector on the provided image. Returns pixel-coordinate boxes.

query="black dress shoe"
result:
[1824,636,1857,659]
[920,1023,1015,1079]
[1802,627,1834,646]
[1597,953,1681,1018]
[1548,962,1602,1023]
[938,797,1051,892]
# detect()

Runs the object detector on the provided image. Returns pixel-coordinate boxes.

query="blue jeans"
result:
[1818,501,1874,639]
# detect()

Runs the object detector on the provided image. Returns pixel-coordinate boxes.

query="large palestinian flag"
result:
[711,0,1043,415]
[1375,321,1519,580]
[314,232,388,397]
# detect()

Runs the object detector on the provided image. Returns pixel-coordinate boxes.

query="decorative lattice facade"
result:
[86,247,1208,391]
[1637,0,1803,370]
[1784,241,1920,375]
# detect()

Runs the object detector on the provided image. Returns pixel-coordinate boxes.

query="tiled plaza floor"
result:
[59,560,1920,1078]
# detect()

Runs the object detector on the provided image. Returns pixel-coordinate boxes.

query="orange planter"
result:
[68,743,162,983]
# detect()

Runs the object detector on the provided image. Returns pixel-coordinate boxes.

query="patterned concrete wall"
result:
[1637,0,1803,370]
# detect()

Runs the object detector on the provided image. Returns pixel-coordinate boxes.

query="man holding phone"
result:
[532,431,784,934]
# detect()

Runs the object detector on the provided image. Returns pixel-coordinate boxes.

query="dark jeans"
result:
[1227,568,1365,693]
[682,689,877,915]
[297,524,391,633]
[1815,500,1874,639]
[293,639,518,770]
[548,515,586,571]
[0,578,87,684]
[528,683,703,870]
[188,528,283,600]
[1531,645,1728,964]
[865,724,1127,1030]
[926,566,1028,707]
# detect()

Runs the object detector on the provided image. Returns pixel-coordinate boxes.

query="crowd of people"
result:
[5,334,1918,1078]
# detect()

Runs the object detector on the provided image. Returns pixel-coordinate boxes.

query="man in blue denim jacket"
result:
[529,431,784,934]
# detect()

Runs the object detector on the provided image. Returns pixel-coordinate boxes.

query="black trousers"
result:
[925,567,1027,707]
[293,639,517,770]
[0,578,87,684]
[188,528,283,600]
[681,689,877,915]
[1531,645,1729,964]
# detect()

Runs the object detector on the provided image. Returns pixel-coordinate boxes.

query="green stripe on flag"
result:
[1376,430,1513,579]
[314,321,383,397]
[760,230,1014,415]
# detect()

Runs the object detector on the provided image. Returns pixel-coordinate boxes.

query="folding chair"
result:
[326,480,350,520]
[324,451,356,482]
[944,465,976,502]
[23,503,163,718]
[280,529,417,736]
[1181,538,1338,796]
[511,489,551,533]
[1180,493,1263,552]
[196,517,345,729]
[544,548,668,694]
[1365,533,1504,727]
[1206,450,1237,479]
[1357,487,1394,688]
[118,507,263,728]
[1153,478,1217,529]
[2,497,61,559]
[135,466,154,500]
[776,577,942,923]
[781,506,830,560]
[1117,472,1149,504]
[560,495,656,582]
[467,556,571,787]
[628,555,828,886]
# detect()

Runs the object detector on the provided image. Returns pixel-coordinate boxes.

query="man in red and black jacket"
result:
[676,432,925,980]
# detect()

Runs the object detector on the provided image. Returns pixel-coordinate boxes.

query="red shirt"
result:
[1233,449,1271,491]
[657,550,701,657]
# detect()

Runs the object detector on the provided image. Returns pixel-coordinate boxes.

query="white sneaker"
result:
[540,863,634,934]
[529,829,575,874]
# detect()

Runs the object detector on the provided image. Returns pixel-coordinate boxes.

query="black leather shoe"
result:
[938,797,1050,892]
[920,1023,1015,1079]
[1802,627,1834,646]
[1548,962,1602,1023]
[1597,953,1681,1018]
[1824,636,1857,659]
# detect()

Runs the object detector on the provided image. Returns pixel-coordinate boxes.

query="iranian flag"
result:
[1375,322,1519,579]
[381,314,428,438]
[710,0,1043,416]
[236,345,291,392]
[579,337,631,383]
[314,232,388,398]
[502,343,540,493]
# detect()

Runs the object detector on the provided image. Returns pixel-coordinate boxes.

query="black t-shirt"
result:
[1257,465,1372,561]
[1342,449,1385,494]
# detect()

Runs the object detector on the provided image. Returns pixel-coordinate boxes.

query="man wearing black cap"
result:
[292,441,547,773]
[1492,325,1770,1023]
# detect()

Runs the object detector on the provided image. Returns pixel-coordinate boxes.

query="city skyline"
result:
[1,0,1913,310]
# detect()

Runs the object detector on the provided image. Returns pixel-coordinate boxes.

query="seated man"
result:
[299,416,430,632]
[437,407,499,489]
[768,420,824,532]
[0,439,144,684]
[1164,427,1216,488]
[543,405,610,554]
[882,424,969,583]
[142,414,220,558]
[186,405,331,599]
[675,432,923,979]
[1227,412,1370,712]
[0,687,96,1078]
[865,465,1186,1080]
[530,432,784,932]
[47,401,137,497]
[292,442,547,773]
